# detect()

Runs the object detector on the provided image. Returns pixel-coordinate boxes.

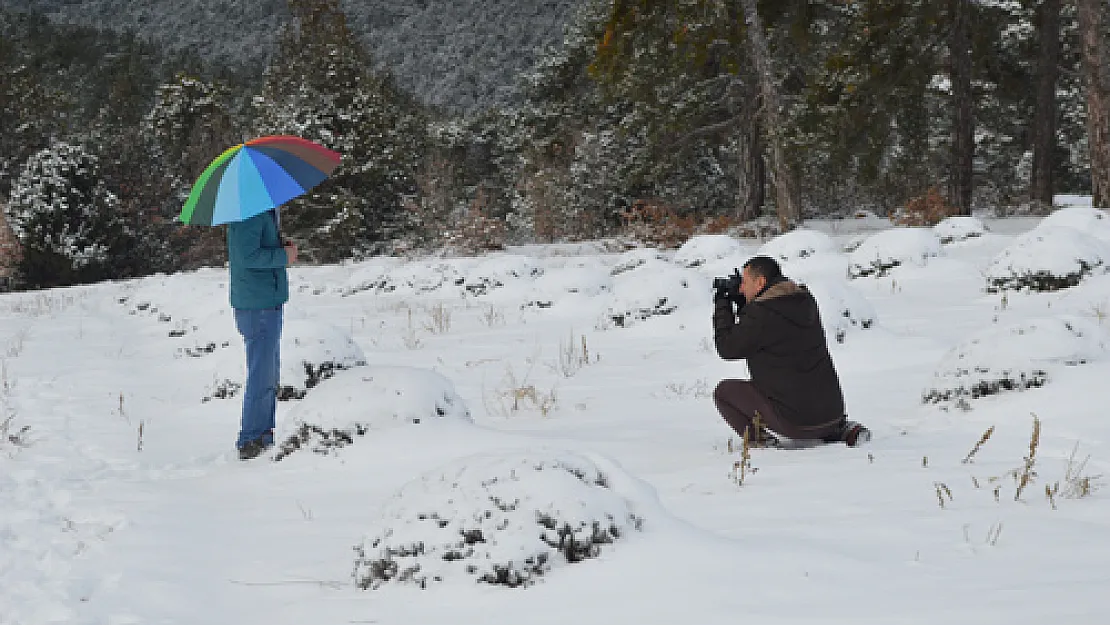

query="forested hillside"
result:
[2,0,1109,292]
[0,0,578,112]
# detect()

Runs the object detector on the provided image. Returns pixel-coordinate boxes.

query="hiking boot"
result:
[843,422,871,447]
[823,419,871,447]
[238,438,273,461]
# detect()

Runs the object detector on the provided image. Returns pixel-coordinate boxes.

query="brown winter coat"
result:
[713,280,845,435]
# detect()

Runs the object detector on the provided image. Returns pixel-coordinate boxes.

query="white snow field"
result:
[2,208,1110,625]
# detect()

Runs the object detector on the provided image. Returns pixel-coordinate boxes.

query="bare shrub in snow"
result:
[984,226,1110,292]
[922,317,1107,410]
[891,187,960,226]
[848,228,943,278]
[352,451,645,589]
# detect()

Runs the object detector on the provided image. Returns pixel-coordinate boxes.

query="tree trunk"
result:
[736,116,765,222]
[949,0,974,215]
[739,0,800,230]
[1031,0,1061,207]
[1078,0,1110,208]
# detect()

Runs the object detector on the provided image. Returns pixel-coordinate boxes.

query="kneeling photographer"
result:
[712,256,869,447]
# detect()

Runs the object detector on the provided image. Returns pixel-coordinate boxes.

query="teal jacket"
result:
[227,211,289,310]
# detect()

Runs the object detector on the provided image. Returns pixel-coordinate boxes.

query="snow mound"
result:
[201,318,367,403]
[351,261,466,296]
[922,317,1108,410]
[1038,205,1110,241]
[933,216,987,244]
[342,258,404,295]
[609,248,668,276]
[848,228,943,278]
[172,308,236,357]
[120,270,226,334]
[278,318,368,399]
[352,450,645,589]
[603,260,707,328]
[1057,273,1110,317]
[275,367,471,460]
[460,254,543,297]
[522,266,612,309]
[798,278,878,344]
[757,229,836,262]
[984,226,1110,292]
[673,235,742,268]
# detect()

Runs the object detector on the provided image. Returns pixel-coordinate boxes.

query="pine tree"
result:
[254,0,427,261]
[1077,0,1110,207]
[4,142,134,288]
[145,73,237,182]
[1031,0,1062,207]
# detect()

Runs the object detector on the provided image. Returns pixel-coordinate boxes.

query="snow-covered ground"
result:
[3,207,1110,624]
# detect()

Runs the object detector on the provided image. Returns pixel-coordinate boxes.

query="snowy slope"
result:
[2,210,1110,625]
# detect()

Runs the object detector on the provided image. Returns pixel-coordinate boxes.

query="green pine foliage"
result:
[253,0,427,261]
[0,0,1106,287]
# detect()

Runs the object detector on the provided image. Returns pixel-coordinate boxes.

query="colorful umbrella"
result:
[178,136,341,226]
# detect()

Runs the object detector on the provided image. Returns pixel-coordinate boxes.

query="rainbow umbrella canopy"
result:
[178,136,341,226]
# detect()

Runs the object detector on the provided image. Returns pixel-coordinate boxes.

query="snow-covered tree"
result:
[254,0,427,261]
[4,142,132,287]
[145,73,237,182]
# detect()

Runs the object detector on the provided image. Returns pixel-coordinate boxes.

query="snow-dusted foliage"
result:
[933,216,987,244]
[673,235,743,268]
[523,265,613,309]
[350,261,467,297]
[922,317,1108,410]
[609,248,668,276]
[4,142,126,278]
[144,75,233,175]
[275,367,471,460]
[984,226,1110,292]
[604,260,706,328]
[352,450,644,589]
[799,278,878,344]
[277,318,368,399]
[201,317,367,402]
[757,229,836,262]
[459,254,543,296]
[847,228,943,278]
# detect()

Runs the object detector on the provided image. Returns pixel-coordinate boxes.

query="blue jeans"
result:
[234,306,282,448]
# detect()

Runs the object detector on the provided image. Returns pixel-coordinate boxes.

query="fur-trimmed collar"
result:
[754,279,803,302]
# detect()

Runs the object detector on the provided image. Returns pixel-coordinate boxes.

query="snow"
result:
[3,212,1110,625]
[984,226,1110,292]
[672,234,743,268]
[922,316,1108,411]
[847,227,944,278]
[352,450,645,589]
[933,215,988,244]
[757,228,836,261]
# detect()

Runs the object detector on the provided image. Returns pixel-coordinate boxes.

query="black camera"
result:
[713,268,743,302]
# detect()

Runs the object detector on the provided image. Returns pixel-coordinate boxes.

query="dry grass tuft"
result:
[961,425,995,464]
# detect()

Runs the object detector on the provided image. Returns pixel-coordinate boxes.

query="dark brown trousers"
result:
[713,379,841,442]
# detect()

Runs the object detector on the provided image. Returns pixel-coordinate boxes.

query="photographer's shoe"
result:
[843,422,871,447]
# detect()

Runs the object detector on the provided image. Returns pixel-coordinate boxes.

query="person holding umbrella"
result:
[227,210,297,459]
[179,136,340,460]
